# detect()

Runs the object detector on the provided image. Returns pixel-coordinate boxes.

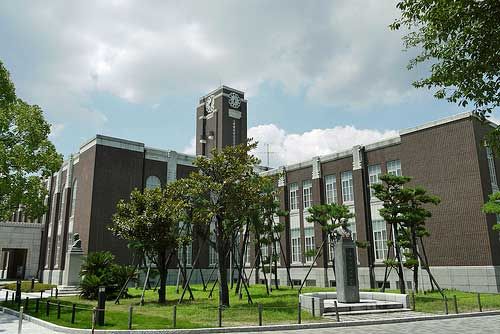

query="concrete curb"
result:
[2,306,500,334]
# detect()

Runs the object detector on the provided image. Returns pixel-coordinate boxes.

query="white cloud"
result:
[183,123,398,167]
[1,0,417,118]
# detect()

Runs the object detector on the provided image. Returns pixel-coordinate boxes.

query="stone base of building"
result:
[358,265,500,293]
[43,265,500,293]
[41,269,64,285]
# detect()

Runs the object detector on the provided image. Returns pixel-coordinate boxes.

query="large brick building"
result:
[3,86,499,293]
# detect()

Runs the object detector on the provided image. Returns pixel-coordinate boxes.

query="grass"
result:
[0,284,333,329]
[411,290,500,314]
[2,284,499,330]
[1,280,55,292]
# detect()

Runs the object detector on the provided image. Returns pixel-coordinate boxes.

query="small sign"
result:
[345,247,357,286]
[228,109,241,119]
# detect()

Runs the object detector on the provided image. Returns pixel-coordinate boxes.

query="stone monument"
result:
[333,222,360,303]
[62,233,84,287]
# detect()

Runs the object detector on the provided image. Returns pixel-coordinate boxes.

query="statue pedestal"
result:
[62,247,84,287]
[334,238,360,303]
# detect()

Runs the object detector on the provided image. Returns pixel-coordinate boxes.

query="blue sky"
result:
[0,1,476,166]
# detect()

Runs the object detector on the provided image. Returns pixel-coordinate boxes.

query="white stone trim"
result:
[399,111,491,136]
[80,135,145,154]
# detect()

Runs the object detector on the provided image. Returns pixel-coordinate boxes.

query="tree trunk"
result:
[157,251,167,304]
[411,228,419,293]
[272,240,279,290]
[216,218,230,307]
[393,223,406,294]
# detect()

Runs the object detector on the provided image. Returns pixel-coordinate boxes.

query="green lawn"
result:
[1,280,55,292]
[1,284,333,329]
[2,285,499,330]
[411,290,500,314]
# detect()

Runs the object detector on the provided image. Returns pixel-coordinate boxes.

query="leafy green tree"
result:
[390,0,500,119]
[372,174,412,294]
[307,203,354,280]
[399,186,440,293]
[372,174,441,294]
[249,174,287,292]
[482,192,500,233]
[0,60,62,219]
[110,186,182,303]
[189,141,260,307]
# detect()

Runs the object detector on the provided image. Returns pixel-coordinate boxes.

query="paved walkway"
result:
[241,315,500,334]
[0,311,62,334]
[0,289,53,301]
[0,309,499,333]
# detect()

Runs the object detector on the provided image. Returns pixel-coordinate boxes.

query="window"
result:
[373,219,388,261]
[70,180,77,218]
[304,227,315,263]
[146,175,161,189]
[324,175,337,204]
[348,215,357,242]
[341,171,354,202]
[178,243,192,267]
[303,180,312,209]
[209,223,217,266]
[486,147,499,192]
[260,243,269,261]
[291,228,301,263]
[289,183,299,211]
[328,234,335,262]
[368,164,382,199]
[387,160,402,176]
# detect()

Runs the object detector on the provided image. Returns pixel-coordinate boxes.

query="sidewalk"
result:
[0,311,62,334]
[0,289,53,301]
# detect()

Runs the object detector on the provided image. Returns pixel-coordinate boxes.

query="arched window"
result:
[146,176,161,189]
[70,180,78,218]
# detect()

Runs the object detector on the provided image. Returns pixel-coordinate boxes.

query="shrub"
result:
[79,251,137,299]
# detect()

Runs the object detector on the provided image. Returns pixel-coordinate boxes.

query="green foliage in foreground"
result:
[2,281,55,292]
[1,285,331,329]
[2,285,499,330]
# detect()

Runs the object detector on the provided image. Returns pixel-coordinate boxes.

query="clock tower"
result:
[195,86,247,157]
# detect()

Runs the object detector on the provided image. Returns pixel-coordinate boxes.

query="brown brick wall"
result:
[400,118,493,266]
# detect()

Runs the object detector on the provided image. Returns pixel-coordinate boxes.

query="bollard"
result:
[477,293,483,312]
[46,300,50,317]
[17,306,24,334]
[24,297,29,311]
[71,304,76,324]
[50,288,53,297]
[128,306,133,330]
[55,288,58,299]
[172,305,176,328]
[334,300,340,322]
[40,291,43,299]
[453,295,458,314]
[444,296,449,315]
[31,278,35,292]
[4,291,8,302]
[311,298,315,317]
[35,299,40,313]
[218,306,222,327]
[411,292,416,311]
[258,304,263,326]
[97,286,106,326]
[297,301,301,324]
[57,301,61,319]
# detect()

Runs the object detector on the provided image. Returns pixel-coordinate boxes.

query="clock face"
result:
[228,92,241,109]
[205,95,216,113]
